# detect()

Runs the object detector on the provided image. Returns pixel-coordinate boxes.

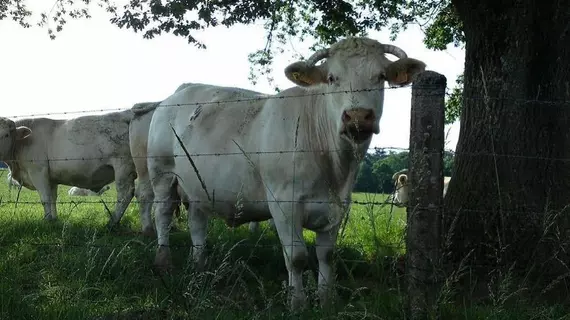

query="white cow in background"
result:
[392,168,451,205]
[68,185,111,197]
[145,36,426,311]
[6,170,21,189]
[0,111,140,230]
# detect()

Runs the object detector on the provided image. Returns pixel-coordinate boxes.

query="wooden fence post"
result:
[406,71,447,319]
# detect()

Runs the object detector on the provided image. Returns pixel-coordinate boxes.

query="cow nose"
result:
[341,108,376,127]
[340,108,378,143]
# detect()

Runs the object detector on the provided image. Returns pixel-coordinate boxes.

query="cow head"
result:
[0,117,32,160]
[284,37,426,145]
[392,169,409,205]
[393,173,410,205]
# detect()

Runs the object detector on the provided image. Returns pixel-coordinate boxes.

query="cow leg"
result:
[135,176,155,237]
[270,203,308,312]
[248,221,260,233]
[188,204,208,271]
[315,223,340,308]
[30,171,58,220]
[152,175,177,272]
[107,169,136,231]
[249,219,275,233]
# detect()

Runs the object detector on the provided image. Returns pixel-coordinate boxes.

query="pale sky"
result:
[1,1,465,152]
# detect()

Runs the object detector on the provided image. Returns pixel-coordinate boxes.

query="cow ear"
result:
[284,61,326,87]
[385,58,427,87]
[15,126,32,140]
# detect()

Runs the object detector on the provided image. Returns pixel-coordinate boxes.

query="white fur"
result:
[68,185,111,196]
[0,111,138,230]
[146,37,425,311]
[6,171,21,189]
[393,171,451,205]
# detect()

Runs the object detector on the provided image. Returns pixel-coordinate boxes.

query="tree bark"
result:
[445,0,570,289]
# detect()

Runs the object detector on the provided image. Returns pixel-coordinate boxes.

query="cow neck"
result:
[299,93,361,192]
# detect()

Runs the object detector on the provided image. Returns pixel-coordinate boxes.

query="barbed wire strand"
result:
[2,147,570,163]
[4,85,569,120]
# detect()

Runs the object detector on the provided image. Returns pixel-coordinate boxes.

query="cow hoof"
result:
[154,246,172,274]
[248,223,260,234]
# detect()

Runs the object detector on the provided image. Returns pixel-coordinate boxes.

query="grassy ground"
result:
[0,169,567,319]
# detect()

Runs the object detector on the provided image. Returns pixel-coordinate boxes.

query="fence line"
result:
[4,148,570,163]
[0,240,404,250]
[4,85,429,119]
[4,86,569,120]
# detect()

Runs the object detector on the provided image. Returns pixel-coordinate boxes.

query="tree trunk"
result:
[445,0,570,291]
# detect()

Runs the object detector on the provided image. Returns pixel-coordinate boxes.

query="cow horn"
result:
[382,44,408,59]
[305,48,330,66]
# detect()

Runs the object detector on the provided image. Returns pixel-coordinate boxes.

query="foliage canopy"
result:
[1,0,464,123]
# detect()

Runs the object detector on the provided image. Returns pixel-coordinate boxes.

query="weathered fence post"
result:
[406,71,447,319]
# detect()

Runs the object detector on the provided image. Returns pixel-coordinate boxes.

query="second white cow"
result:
[128,96,275,235]
[68,185,111,197]
[0,112,139,230]
[392,168,451,205]
[6,170,21,190]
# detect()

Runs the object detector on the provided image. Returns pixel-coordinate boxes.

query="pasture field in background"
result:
[0,169,567,319]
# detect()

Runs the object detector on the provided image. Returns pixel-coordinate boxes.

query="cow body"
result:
[146,37,426,311]
[129,94,275,235]
[129,98,202,235]
[68,185,111,197]
[0,111,138,228]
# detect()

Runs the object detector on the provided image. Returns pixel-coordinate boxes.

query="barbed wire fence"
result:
[3,71,563,317]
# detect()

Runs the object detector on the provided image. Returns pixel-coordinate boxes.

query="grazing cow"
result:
[146,37,426,311]
[0,112,139,229]
[129,97,276,235]
[6,170,21,189]
[68,185,111,196]
[392,168,451,205]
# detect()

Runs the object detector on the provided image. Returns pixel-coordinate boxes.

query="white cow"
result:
[6,170,21,189]
[146,37,426,311]
[392,168,451,205]
[129,99,275,235]
[68,185,111,196]
[0,112,139,229]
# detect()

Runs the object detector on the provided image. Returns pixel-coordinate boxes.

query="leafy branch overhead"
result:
[2,0,464,123]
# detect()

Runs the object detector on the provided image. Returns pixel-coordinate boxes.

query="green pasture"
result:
[0,169,567,319]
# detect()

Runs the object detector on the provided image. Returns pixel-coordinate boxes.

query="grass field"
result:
[0,169,568,319]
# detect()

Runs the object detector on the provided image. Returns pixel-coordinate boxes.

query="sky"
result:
[0,1,465,152]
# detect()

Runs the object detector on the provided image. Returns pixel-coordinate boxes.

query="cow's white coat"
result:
[145,37,426,311]
[0,112,139,228]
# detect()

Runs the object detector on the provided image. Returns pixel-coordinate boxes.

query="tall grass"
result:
[0,169,566,319]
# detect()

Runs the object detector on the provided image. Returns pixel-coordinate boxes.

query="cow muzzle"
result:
[340,108,379,144]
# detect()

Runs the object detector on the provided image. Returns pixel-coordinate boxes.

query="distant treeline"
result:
[354,149,454,194]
